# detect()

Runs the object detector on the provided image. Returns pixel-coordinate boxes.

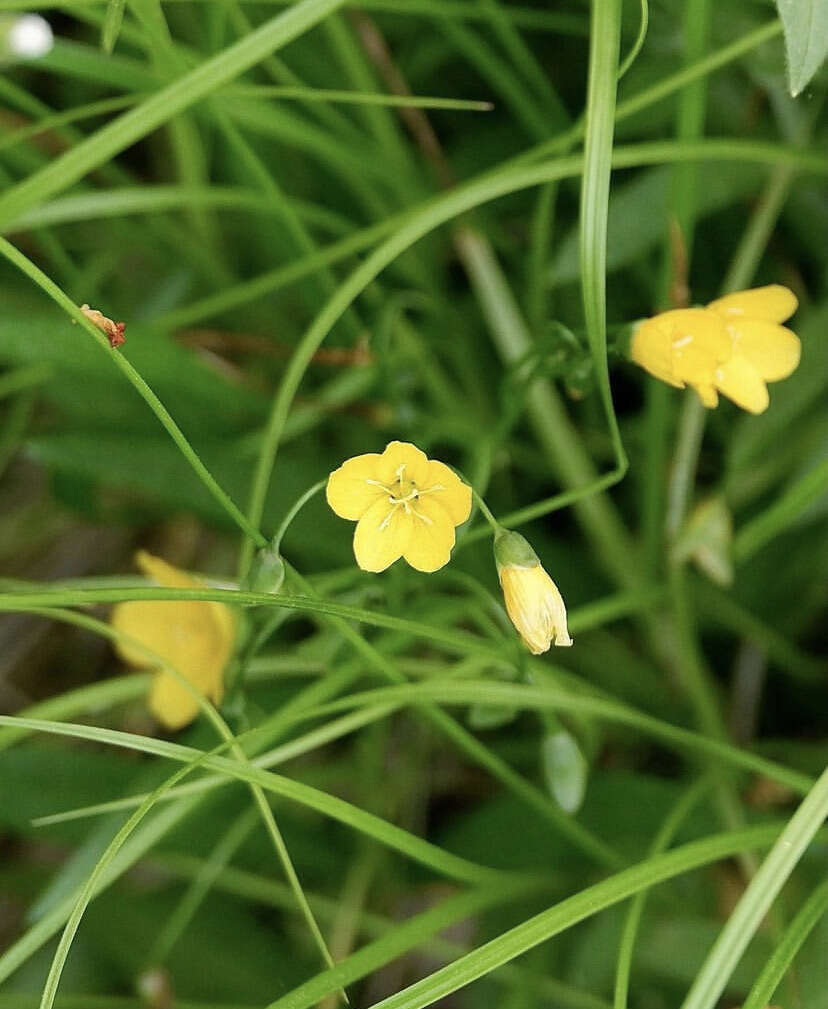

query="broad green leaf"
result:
[776,0,828,95]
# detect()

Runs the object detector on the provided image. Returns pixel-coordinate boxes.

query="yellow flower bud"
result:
[494,531,572,653]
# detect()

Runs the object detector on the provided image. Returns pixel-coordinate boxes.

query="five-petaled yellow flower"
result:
[326,441,472,573]
[494,530,572,653]
[631,285,800,413]
[111,551,236,730]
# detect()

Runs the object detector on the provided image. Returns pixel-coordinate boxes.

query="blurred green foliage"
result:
[0,1,826,1009]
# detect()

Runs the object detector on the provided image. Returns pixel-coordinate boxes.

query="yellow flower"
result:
[631,285,800,413]
[326,441,472,573]
[111,551,236,730]
[494,530,572,653]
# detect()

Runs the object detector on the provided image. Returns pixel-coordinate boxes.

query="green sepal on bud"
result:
[493,528,539,572]
[245,542,285,596]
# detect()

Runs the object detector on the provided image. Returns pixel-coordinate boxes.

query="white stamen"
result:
[672,335,693,349]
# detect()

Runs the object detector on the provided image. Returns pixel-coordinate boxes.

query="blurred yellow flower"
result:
[326,441,472,572]
[631,285,800,413]
[111,551,235,730]
[494,530,572,653]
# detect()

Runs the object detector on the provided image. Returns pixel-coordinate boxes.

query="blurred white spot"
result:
[8,14,53,58]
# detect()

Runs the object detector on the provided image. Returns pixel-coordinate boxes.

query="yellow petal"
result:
[112,597,232,681]
[326,452,385,520]
[422,460,472,526]
[135,550,199,589]
[663,309,729,384]
[631,317,678,384]
[725,320,801,381]
[375,441,429,486]
[692,382,719,408]
[713,357,770,414]
[402,497,456,573]
[708,285,798,324]
[111,552,235,730]
[353,497,412,572]
[149,669,220,731]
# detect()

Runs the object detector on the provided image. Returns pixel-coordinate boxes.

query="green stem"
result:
[613,776,711,1009]
[741,877,828,1009]
[273,478,328,552]
[679,763,828,1009]
[0,237,267,549]
[470,487,501,534]
[665,392,706,542]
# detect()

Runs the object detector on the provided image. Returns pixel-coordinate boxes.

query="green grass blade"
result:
[741,877,828,1009]
[0,0,349,227]
[679,762,828,1009]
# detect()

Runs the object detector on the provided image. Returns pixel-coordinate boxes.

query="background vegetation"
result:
[0,1,826,1008]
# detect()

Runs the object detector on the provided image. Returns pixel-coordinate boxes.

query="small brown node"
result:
[80,303,126,348]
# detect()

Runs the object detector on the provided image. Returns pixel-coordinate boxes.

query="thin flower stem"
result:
[470,487,501,534]
[0,237,268,550]
[26,606,340,1006]
[614,775,712,1009]
[665,392,706,543]
[273,478,329,552]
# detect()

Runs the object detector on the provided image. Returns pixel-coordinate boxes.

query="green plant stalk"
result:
[0,237,267,548]
[10,697,822,1009]
[0,712,513,885]
[665,393,707,541]
[0,362,53,399]
[154,136,824,331]
[579,0,628,509]
[156,855,612,1009]
[356,823,821,1009]
[233,134,828,572]
[146,808,259,967]
[273,479,328,552]
[31,704,399,828]
[679,763,828,1009]
[0,0,351,227]
[0,585,508,658]
[23,607,340,994]
[741,876,828,1009]
[644,0,710,572]
[454,226,634,586]
[36,734,243,1009]
[260,679,813,794]
[0,390,36,481]
[735,456,828,562]
[0,0,587,32]
[617,0,648,79]
[282,564,623,867]
[262,880,541,1009]
[0,665,362,985]
[613,776,711,1009]
[469,486,502,534]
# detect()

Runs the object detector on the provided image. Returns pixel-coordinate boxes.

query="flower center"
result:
[365,463,445,526]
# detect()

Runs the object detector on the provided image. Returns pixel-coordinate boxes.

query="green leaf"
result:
[101,0,127,53]
[776,0,828,95]
[541,730,589,814]
[550,164,763,286]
